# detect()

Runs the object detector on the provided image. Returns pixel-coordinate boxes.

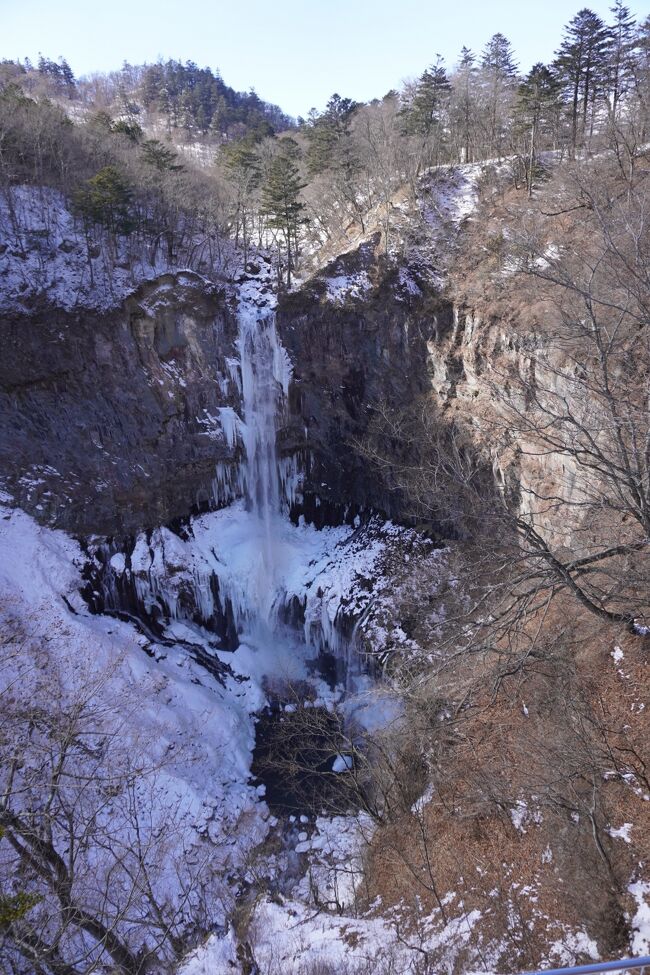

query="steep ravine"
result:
[4,221,648,972]
[0,234,581,659]
[73,255,447,675]
[0,257,451,539]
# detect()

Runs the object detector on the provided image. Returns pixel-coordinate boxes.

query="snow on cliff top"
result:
[310,159,499,305]
[420,162,483,229]
[0,185,220,312]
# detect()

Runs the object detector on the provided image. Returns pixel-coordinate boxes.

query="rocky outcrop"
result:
[1,233,453,540]
[424,303,595,544]
[277,241,453,525]
[1,226,539,544]
[0,271,242,536]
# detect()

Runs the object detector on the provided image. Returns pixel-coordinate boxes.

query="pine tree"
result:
[276,135,302,162]
[638,13,650,65]
[223,140,261,179]
[59,58,75,92]
[629,15,650,141]
[223,139,261,260]
[516,64,561,195]
[305,93,357,175]
[260,148,307,286]
[73,166,135,236]
[607,1,637,119]
[401,57,451,172]
[137,59,290,142]
[459,46,475,68]
[0,890,41,926]
[141,140,184,172]
[452,50,479,162]
[401,58,451,138]
[112,119,143,142]
[554,8,611,152]
[36,55,76,97]
[480,34,519,157]
[481,33,518,79]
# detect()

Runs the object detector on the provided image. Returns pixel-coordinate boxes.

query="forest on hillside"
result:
[1,4,649,284]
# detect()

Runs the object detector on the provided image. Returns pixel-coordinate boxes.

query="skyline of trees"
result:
[6,5,650,139]
[2,5,650,283]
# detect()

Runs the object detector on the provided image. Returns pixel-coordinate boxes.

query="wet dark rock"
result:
[277,247,452,525]
[0,272,242,536]
[251,703,359,815]
[1,239,451,540]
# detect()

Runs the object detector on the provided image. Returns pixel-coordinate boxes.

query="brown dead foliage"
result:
[361,599,650,971]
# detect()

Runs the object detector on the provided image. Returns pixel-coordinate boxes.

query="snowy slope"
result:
[0,502,449,974]
[0,185,230,312]
[0,505,268,934]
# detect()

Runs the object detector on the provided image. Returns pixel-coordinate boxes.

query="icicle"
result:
[278,454,303,510]
[212,461,245,508]
[225,356,242,393]
[91,284,368,687]
[235,304,296,621]
[217,406,241,449]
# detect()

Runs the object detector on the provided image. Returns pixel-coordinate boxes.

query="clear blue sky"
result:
[2,0,648,118]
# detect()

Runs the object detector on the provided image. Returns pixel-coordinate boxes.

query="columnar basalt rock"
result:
[424,303,599,547]
[0,272,244,536]
[277,252,453,525]
[0,234,589,547]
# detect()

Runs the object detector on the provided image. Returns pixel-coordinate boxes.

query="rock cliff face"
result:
[2,249,510,547]
[1,230,546,544]
[278,243,453,526]
[0,271,243,537]
[424,304,593,544]
[1,218,460,540]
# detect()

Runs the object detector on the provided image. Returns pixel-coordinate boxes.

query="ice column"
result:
[237,304,292,595]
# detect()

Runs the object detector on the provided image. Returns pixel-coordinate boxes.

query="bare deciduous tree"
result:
[0,625,229,975]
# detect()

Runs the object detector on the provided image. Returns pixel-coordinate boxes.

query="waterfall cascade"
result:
[237,302,293,618]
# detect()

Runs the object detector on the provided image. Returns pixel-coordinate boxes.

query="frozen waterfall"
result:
[238,304,292,569]
[95,277,372,685]
[231,302,295,625]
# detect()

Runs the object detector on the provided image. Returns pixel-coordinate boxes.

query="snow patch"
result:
[0,186,214,312]
[629,881,650,953]
[324,270,372,304]
[608,823,632,843]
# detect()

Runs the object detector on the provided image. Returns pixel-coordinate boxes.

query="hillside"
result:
[1,10,650,975]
